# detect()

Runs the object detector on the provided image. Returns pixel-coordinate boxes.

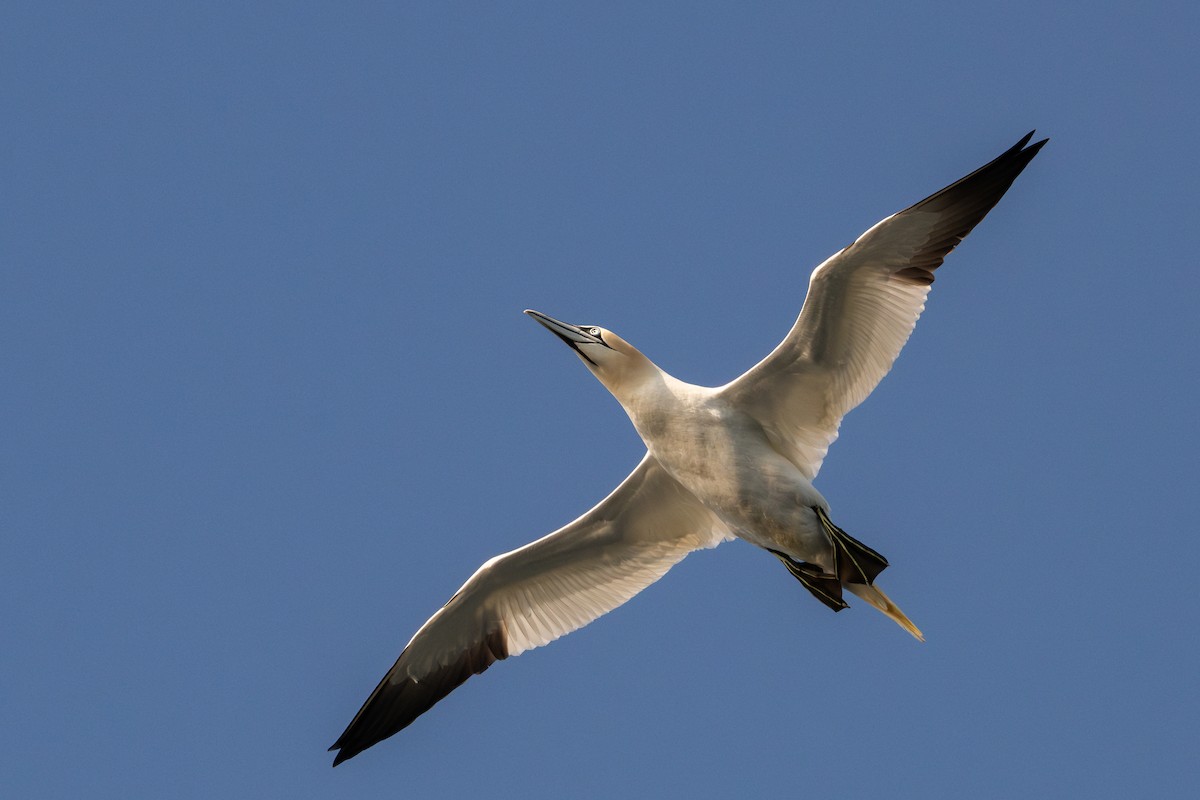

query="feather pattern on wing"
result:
[329,454,729,765]
[722,132,1046,479]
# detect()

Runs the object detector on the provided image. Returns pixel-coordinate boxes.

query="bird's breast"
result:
[634,399,822,516]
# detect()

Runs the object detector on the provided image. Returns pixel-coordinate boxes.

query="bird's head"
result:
[524,309,658,398]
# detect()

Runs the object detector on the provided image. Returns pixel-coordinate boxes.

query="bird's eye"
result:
[589,328,601,337]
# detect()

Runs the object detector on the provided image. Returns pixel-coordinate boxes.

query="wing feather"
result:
[722,132,1046,478]
[329,454,728,764]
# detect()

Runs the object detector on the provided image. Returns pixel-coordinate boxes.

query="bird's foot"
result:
[814,506,889,586]
[769,549,848,612]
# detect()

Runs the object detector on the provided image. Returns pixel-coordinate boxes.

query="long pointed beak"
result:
[524,309,604,346]
[524,309,609,366]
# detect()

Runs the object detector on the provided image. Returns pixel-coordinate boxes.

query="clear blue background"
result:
[4,2,1197,797]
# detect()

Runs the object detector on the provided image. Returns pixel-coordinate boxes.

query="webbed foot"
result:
[768,549,848,612]
[814,506,889,586]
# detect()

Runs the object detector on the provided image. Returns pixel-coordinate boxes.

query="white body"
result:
[621,374,832,565]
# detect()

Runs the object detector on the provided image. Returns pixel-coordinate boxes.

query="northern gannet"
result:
[330,132,1047,765]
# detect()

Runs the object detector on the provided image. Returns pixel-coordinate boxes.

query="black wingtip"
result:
[904,130,1049,218]
[330,736,365,767]
[1002,131,1047,161]
[1024,130,1049,150]
[1014,130,1050,149]
[1011,131,1048,160]
[328,627,510,767]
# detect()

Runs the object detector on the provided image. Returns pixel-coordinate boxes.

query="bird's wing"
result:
[329,454,730,765]
[721,132,1046,479]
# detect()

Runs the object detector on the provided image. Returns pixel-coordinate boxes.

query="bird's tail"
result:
[845,583,925,642]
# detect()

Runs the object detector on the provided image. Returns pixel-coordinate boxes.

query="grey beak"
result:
[524,309,610,365]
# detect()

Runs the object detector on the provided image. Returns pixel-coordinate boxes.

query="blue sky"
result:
[3,2,1198,797]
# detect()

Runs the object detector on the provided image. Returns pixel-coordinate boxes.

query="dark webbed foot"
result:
[814,506,889,586]
[768,549,849,612]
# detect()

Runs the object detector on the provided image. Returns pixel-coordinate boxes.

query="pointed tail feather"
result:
[845,583,925,642]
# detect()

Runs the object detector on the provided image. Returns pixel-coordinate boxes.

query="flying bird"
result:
[330,132,1047,765]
